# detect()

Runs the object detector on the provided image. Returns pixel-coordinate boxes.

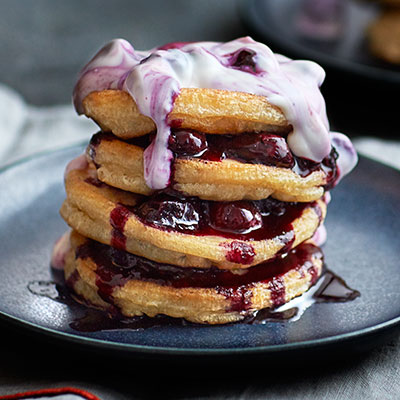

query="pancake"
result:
[82,89,290,139]
[65,230,324,325]
[87,131,330,202]
[60,164,326,270]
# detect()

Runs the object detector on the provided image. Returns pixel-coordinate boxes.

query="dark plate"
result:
[240,0,400,85]
[0,145,399,357]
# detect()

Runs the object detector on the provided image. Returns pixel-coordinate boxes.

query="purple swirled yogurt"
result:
[73,37,357,190]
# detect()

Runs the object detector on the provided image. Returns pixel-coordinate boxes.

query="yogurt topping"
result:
[73,37,357,189]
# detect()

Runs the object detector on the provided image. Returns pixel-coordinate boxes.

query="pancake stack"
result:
[52,38,357,324]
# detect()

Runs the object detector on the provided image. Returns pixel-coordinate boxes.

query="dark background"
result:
[1,0,246,106]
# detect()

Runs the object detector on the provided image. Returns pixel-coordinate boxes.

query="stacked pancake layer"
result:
[59,123,328,323]
[55,38,357,324]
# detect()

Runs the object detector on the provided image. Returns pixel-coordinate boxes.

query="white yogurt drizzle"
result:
[73,37,357,189]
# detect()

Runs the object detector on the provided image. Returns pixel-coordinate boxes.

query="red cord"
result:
[0,386,101,400]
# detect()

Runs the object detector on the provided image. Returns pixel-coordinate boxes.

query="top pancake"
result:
[82,89,291,139]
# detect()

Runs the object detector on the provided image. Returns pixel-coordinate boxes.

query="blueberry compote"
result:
[168,130,295,168]
[105,190,321,264]
[76,239,323,312]
[168,129,339,189]
[89,131,339,189]
[229,49,257,73]
[32,251,359,332]
[134,190,321,243]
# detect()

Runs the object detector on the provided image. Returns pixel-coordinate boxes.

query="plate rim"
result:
[1,145,399,356]
[0,308,399,356]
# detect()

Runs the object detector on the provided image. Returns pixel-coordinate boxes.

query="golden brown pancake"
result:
[87,132,327,202]
[65,231,324,325]
[82,89,290,139]
[60,165,326,270]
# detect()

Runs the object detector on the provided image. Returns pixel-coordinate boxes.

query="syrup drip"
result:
[71,241,323,313]
[76,240,321,291]
[222,241,256,265]
[314,270,360,302]
[216,285,254,312]
[74,240,325,314]
[268,276,286,308]
[109,205,132,250]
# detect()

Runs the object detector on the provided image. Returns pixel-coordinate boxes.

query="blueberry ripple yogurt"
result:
[73,36,357,190]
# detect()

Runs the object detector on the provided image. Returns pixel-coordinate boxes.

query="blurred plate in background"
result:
[240,0,400,84]
[240,0,400,136]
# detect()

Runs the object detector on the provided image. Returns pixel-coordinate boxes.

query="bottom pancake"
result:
[64,231,324,324]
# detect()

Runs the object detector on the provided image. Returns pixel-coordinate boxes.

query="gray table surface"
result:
[0,1,399,399]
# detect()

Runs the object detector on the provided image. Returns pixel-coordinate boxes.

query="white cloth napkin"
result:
[1,84,399,171]
[0,84,96,168]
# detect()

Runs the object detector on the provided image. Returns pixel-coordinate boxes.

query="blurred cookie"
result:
[369,10,400,64]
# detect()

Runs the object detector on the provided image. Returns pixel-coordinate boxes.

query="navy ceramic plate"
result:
[0,145,399,356]
[240,0,400,85]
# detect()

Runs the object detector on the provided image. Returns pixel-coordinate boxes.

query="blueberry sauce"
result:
[105,191,318,263]
[216,286,254,312]
[294,147,339,190]
[134,190,320,242]
[109,205,132,250]
[307,264,320,285]
[221,241,256,265]
[313,270,360,302]
[134,192,203,233]
[74,240,321,312]
[76,241,321,290]
[169,130,295,168]
[88,131,338,188]
[229,49,258,73]
[210,202,263,234]
[268,276,286,308]
[169,129,338,188]
[84,176,318,258]
[32,258,360,331]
